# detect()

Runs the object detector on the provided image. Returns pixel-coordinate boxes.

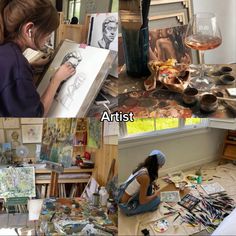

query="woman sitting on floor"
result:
[117,150,166,216]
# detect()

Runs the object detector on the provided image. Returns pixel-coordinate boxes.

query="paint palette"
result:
[153,219,169,233]
[178,194,200,211]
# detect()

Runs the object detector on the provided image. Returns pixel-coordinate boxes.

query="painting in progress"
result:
[40,119,74,165]
[149,25,192,64]
[37,40,110,117]
[88,13,118,51]
[0,167,36,198]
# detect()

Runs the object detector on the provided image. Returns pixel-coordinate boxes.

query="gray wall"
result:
[192,0,236,64]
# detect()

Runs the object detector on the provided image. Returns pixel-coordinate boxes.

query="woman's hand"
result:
[52,63,76,83]
[154,190,160,197]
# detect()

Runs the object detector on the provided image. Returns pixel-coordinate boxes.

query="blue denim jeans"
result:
[119,185,160,216]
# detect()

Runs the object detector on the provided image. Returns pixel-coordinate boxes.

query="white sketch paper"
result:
[88,13,118,51]
[81,177,99,202]
[160,191,181,202]
[37,40,110,117]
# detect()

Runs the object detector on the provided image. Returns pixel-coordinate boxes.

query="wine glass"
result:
[185,12,222,91]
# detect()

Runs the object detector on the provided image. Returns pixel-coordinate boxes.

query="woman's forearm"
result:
[40,78,60,116]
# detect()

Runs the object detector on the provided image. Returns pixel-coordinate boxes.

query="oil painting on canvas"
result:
[149,25,192,64]
[0,167,36,198]
[37,40,112,117]
[40,119,74,164]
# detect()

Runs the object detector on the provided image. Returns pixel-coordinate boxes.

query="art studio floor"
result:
[119,162,236,235]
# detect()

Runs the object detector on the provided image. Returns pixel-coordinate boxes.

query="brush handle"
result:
[217,97,236,102]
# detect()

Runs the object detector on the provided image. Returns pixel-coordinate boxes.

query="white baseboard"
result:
[158,154,218,177]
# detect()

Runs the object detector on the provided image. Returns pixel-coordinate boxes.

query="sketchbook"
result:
[37,40,116,117]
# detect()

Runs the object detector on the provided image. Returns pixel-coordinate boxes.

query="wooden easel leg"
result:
[49,172,59,197]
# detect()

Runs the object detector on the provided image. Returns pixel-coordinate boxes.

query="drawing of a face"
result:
[61,51,82,69]
[104,21,118,42]
[98,16,118,49]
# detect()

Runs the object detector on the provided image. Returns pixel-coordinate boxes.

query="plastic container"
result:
[99,187,109,207]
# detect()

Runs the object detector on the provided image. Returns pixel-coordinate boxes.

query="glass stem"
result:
[199,50,205,79]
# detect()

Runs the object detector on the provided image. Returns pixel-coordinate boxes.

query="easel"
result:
[46,162,64,197]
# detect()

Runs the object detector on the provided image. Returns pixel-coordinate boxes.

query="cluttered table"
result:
[118,63,236,118]
[38,198,118,235]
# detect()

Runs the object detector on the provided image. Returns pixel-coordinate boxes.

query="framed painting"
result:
[37,40,116,117]
[21,124,43,144]
[149,11,188,29]
[150,0,193,21]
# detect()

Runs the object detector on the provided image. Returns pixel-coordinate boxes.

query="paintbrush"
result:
[172,212,181,223]
[141,0,151,28]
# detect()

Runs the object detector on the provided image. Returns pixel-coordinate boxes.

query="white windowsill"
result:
[119,126,210,149]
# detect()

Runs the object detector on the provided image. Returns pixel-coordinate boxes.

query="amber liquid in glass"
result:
[185,35,222,50]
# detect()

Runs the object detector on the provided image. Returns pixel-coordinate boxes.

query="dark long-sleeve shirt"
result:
[0,42,44,117]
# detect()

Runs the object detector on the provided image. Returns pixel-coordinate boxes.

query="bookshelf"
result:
[221,130,236,161]
[35,167,93,198]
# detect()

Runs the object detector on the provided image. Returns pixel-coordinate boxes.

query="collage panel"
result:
[118,118,236,235]
[0,0,119,235]
[118,0,236,235]
[0,117,118,234]
[119,0,236,119]
[0,0,118,118]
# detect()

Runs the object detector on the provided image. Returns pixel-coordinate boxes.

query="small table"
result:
[118,64,236,118]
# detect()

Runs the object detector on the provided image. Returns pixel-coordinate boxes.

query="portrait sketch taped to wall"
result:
[37,40,112,117]
[88,13,118,51]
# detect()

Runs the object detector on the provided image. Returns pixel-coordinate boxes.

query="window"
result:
[111,0,118,12]
[120,118,206,138]
[68,0,81,21]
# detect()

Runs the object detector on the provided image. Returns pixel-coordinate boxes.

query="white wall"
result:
[192,0,236,64]
[119,128,226,182]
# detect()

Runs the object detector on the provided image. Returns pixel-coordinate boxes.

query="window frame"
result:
[119,118,209,142]
[67,0,81,20]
